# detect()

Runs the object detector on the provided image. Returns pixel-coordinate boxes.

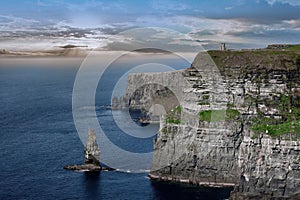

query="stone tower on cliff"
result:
[84,128,100,166]
[220,43,226,50]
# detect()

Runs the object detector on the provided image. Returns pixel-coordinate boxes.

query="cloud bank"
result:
[0,0,299,51]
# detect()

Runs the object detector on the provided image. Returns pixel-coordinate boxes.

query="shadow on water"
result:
[151,181,233,200]
[83,172,101,199]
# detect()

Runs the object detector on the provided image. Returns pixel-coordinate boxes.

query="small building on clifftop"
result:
[220,43,226,51]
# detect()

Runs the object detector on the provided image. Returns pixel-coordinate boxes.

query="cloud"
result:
[0,15,41,31]
[152,0,190,11]
[225,6,234,10]
[283,19,300,30]
[265,0,300,6]
[101,27,207,52]
[36,0,54,7]
[1,0,299,51]
[136,15,300,48]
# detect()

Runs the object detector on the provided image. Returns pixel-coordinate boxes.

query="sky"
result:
[0,0,299,51]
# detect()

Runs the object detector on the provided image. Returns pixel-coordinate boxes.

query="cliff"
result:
[124,49,300,199]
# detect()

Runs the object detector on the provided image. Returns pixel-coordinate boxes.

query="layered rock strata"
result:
[124,50,300,199]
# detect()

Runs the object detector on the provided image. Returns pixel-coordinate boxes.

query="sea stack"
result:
[64,128,114,172]
[84,128,100,166]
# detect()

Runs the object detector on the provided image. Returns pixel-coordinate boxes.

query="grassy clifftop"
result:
[208,49,300,72]
[285,45,300,51]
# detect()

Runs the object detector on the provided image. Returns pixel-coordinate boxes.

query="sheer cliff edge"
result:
[121,49,300,199]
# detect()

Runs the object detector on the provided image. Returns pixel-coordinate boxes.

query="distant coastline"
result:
[1,44,299,58]
[0,46,90,58]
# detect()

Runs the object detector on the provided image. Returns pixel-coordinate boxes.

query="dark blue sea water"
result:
[0,57,232,199]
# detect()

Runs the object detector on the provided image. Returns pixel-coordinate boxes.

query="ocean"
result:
[0,56,232,199]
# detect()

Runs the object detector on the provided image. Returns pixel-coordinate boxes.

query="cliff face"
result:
[124,50,300,199]
[233,136,300,199]
[123,70,187,121]
[209,50,300,199]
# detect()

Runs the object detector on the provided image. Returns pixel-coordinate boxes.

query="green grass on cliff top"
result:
[285,45,300,51]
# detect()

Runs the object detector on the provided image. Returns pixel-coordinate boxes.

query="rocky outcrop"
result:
[111,96,129,110]
[63,164,114,171]
[64,164,101,171]
[64,128,115,172]
[124,50,300,199]
[84,128,100,166]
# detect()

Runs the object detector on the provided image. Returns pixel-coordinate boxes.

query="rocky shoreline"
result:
[148,173,235,188]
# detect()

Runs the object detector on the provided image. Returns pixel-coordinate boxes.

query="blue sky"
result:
[1,0,299,23]
[0,0,299,50]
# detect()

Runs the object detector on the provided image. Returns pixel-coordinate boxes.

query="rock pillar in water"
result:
[84,128,100,166]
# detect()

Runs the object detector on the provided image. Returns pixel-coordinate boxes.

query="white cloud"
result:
[136,15,300,47]
[152,0,190,11]
[0,15,40,31]
[265,0,300,6]
[1,11,299,51]
[283,19,300,26]
[225,6,234,10]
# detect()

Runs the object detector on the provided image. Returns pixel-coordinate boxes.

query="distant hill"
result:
[58,44,88,49]
[132,48,172,54]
